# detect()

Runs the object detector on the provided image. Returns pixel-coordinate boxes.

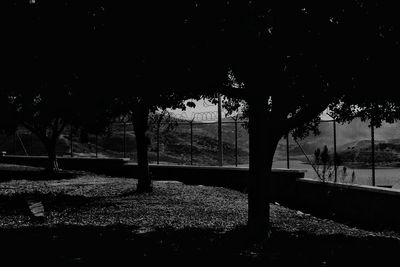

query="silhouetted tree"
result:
[3,1,400,240]
[99,2,400,237]
[0,1,112,173]
[178,2,400,239]
[109,95,197,193]
[105,3,217,193]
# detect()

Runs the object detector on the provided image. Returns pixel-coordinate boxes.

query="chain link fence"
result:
[2,118,400,188]
[0,120,250,166]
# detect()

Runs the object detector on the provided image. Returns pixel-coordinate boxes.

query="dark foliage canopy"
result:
[0,1,113,134]
[2,0,400,237]
[2,1,400,135]
[175,2,400,135]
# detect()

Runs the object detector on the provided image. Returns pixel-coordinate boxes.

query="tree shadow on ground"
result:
[0,224,399,266]
[266,227,400,266]
[0,169,85,181]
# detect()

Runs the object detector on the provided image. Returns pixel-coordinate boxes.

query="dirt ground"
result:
[1,163,400,266]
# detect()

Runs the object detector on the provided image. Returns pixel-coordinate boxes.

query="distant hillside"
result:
[148,120,250,165]
[3,117,400,166]
[0,121,250,166]
[280,118,400,157]
[337,138,400,167]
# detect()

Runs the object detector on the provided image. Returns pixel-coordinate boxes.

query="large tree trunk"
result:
[247,95,281,240]
[132,103,152,193]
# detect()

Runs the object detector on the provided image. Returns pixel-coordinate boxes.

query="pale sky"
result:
[167,99,226,121]
[168,98,333,122]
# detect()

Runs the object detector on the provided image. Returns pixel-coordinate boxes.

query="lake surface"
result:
[272,160,400,188]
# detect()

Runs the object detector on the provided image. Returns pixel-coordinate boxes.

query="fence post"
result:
[70,125,73,157]
[218,94,223,166]
[235,119,238,167]
[157,123,160,164]
[95,134,98,158]
[190,121,193,165]
[333,120,337,182]
[13,132,16,155]
[371,122,375,186]
[123,122,126,158]
[286,132,290,169]
[30,132,33,156]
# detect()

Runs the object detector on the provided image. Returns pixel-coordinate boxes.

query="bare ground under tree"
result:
[1,164,400,266]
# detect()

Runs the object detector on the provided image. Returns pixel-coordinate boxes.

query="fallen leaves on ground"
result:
[1,168,400,265]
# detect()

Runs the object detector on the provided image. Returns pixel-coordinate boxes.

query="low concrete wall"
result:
[289,178,400,230]
[0,155,130,175]
[4,155,400,229]
[0,156,306,197]
[124,163,306,195]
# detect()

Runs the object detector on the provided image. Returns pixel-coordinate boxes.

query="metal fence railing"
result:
[287,119,400,188]
[0,120,250,166]
[2,118,400,188]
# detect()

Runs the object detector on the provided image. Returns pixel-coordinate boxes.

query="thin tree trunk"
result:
[132,103,152,193]
[46,139,60,173]
[247,95,281,240]
[22,119,64,174]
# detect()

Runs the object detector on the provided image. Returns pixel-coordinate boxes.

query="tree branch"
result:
[21,121,49,146]
[21,121,35,134]
[56,119,67,137]
[284,97,333,132]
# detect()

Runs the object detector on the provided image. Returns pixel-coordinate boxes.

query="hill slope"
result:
[0,121,250,166]
[3,118,400,166]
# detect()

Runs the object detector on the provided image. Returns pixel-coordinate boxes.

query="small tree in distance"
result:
[0,1,113,174]
[313,145,343,183]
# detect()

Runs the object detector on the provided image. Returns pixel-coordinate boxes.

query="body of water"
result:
[272,160,400,188]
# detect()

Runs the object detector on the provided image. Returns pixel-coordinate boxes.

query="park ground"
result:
[1,163,400,266]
